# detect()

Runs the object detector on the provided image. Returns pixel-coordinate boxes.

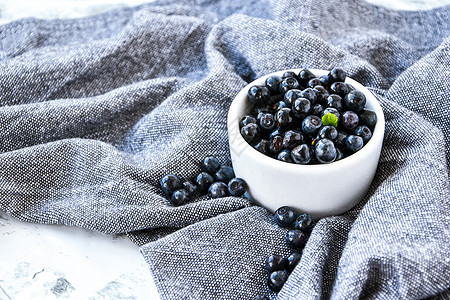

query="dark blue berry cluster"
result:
[240,68,377,164]
[159,156,249,206]
[257,206,315,297]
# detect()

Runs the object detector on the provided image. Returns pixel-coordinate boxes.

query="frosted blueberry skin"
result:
[300,87,317,105]
[254,139,270,155]
[328,67,347,83]
[359,109,377,129]
[283,89,302,106]
[277,149,292,163]
[307,77,321,88]
[285,229,307,248]
[275,108,294,128]
[292,98,311,119]
[310,103,324,117]
[326,94,343,111]
[317,125,338,142]
[315,138,337,164]
[269,135,284,155]
[265,254,288,273]
[208,182,229,199]
[322,107,340,122]
[297,68,316,87]
[268,270,289,292]
[202,156,221,173]
[330,81,349,98]
[265,75,282,95]
[313,85,330,105]
[291,144,312,165]
[228,178,247,196]
[259,113,275,131]
[274,206,298,227]
[170,189,190,206]
[281,70,298,80]
[248,85,270,106]
[239,115,257,128]
[183,181,197,196]
[340,110,359,131]
[282,130,304,150]
[160,174,183,196]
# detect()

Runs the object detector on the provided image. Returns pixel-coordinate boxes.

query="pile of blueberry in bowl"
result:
[227,68,385,218]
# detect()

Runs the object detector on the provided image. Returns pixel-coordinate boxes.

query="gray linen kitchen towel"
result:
[0,0,449,299]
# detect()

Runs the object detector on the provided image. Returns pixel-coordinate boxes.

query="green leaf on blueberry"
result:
[321,112,338,127]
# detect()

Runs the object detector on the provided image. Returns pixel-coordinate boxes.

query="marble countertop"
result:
[0,211,160,299]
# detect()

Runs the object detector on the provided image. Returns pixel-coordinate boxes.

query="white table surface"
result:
[1,1,449,299]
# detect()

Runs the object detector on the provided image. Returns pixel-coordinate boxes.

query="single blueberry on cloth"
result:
[0,0,449,299]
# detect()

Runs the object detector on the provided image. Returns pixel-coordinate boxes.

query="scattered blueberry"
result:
[202,156,221,174]
[328,67,346,83]
[160,174,183,196]
[315,138,337,163]
[313,85,329,105]
[292,98,311,119]
[196,172,215,192]
[297,69,316,87]
[282,130,304,150]
[241,123,260,145]
[170,189,190,206]
[285,229,307,248]
[295,214,315,233]
[268,270,289,292]
[340,111,359,131]
[265,75,282,95]
[208,182,229,199]
[286,252,301,272]
[265,254,288,273]
[359,109,377,129]
[344,90,366,113]
[317,125,338,141]
[228,178,247,196]
[302,115,322,136]
[274,206,298,227]
[326,94,343,111]
[275,108,294,128]
[279,77,300,94]
[300,88,317,105]
[239,115,257,128]
[214,165,235,183]
[354,125,372,143]
[330,82,349,98]
[277,149,292,163]
[283,89,302,106]
[345,135,364,152]
[259,113,275,131]
[291,144,312,164]
[269,135,284,155]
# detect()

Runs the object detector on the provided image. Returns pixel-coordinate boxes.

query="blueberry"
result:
[302,115,322,136]
[241,123,260,145]
[259,113,275,131]
[248,85,270,106]
[344,90,366,113]
[307,78,321,88]
[283,89,302,106]
[265,75,282,95]
[318,75,331,88]
[335,147,344,161]
[326,94,343,111]
[254,139,270,155]
[286,252,301,272]
[315,138,337,164]
[310,104,324,117]
[291,144,312,164]
[239,115,257,128]
[277,149,292,163]
[273,101,288,111]
[274,206,298,227]
[183,181,197,196]
[279,77,300,94]
[313,85,330,105]
[170,189,190,206]
[208,182,229,199]
[292,98,311,119]
[354,125,372,143]
[275,108,294,128]
[214,165,235,183]
[300,88,317,105]
[202,156,221,173]
[195,172,214,192]
[330,82,349,98]
[359,109,377,129]
[345,135,364,152]
[285,229,307,248]
[282,130,304,150]
[268,128,285,139]
[265,254,288,273]
[335,131,348,148]
[322,107,340,122]
[269,135,284,155]
[160,174,183,196]
[295,214,315,233]
[281,70,298,80]
[340,111,359,131]
[268,270,289,292]
[297,69,316,87]
[328,67,347,83]
[317,125,338,141]
[255,107,272,120]
[228,178,247,196]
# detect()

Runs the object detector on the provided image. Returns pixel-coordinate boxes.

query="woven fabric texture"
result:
[0,0,449,299]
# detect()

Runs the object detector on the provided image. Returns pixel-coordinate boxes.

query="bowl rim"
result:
[227,68,385,171]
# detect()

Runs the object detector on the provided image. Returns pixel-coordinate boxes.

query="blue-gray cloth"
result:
[1,1,449,299]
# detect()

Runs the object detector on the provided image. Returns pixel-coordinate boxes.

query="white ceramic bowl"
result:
[227,69,385,219]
